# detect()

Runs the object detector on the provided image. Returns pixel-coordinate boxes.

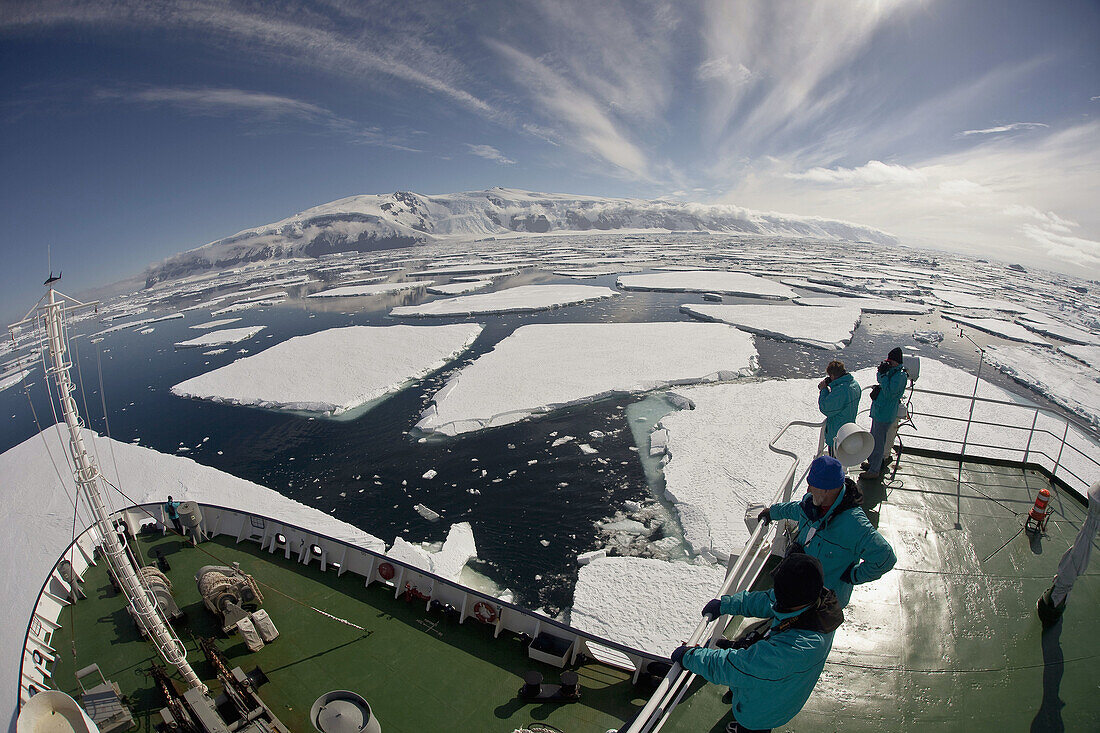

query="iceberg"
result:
[617,270,795,299]
[391,284,618,317]
[570,556,725,656]
[416,322,757,436]
[681,303,862,350]
[172,324,483,416]
[174,326,266,348]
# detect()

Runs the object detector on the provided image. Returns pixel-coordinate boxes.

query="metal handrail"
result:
[623,418,822,733]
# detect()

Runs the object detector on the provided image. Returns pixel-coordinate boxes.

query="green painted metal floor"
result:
[46,532,730,732]
[43,455,1099,732]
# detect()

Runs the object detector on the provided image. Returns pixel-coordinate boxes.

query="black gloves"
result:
[757,508,772,525]
[841,564,858,584]
[870,385,881,401]
[701,598,723,621]
[670,645,692,665]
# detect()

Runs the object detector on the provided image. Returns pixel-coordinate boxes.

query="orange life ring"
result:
[473,600,498,624]
[378,562,396,580]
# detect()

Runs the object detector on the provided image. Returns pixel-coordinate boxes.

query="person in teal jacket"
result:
[861,346,909,479]
[759,455,896,608]
[672,553,843,732]
[817,360,860,455]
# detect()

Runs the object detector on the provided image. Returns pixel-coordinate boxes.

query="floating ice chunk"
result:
[174,326,266,348]
[203,348,228,355]
[941,314,1048,345]
[416,322,757,436]
[190,318,242,330]
[984,345,1100,428]
[307,280,435,298]
[0,369,30,393]
[422,469,438,480]
[551,435,575,447]
[1016,314,1097,345]
[391,284,619,317]
[414,503,441,521]
[588,430,606,440]
[618,271,795,299]
[0,426,386,713]
[139,327,155,335]
[570,556,725,655]
[600,519,646,534]
[649,428,669,457]
[171,324,482,416]
[914,330,944,344]
[577,549,607,565]
[578,444,598,455]
[682,303,861,350]
[426,280,492,295]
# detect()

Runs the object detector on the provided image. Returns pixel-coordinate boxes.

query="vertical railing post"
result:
[1052,419,1071,478]
[1022,408,1039,465]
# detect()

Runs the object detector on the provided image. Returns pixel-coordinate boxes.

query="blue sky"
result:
[1,0,1098,321]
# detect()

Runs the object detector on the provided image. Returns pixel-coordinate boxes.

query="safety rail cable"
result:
[622,419,822,733]
[903,385,1100,492]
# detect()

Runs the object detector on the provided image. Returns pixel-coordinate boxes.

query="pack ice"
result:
[391,284,618,317]
[416,322,757,436]
[617,271,795,299]
[174,326,266,348]
[306,280,434,298]
[681,303,863,350]
[171,324,483,416]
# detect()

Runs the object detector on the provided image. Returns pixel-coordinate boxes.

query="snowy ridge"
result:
[144,188,898,285]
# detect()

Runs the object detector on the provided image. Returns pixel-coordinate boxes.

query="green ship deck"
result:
[43,454,1099,732]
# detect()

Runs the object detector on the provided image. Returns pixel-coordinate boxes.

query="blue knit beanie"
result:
[808,455,845,491]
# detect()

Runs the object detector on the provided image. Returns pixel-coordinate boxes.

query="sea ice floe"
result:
[385,522,477,581]
[0,426,386,716]
[1060,344,1100,371]
[391,284,619,317]
[190,317,242,330]
[174,326,267,348]
[306,280,435,298]
[569,556,725,655]
[618,271,795,299]
[941,315,1049,345]
[794,296,930,314]
[913,330,944,344]
[984,345,1100,428]
[933,289,1028,313]
[415,322,757,436]
[426,280,492,295]
[1016,314,1097,345]
[659,378,822,559]
[681,303,862,350]
[0,369,30,393]
[171,324,483,415]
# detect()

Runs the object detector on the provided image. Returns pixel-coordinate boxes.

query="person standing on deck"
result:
[860,347,908,480]
[671,554,843,733]
[758,455,896,609]
[163,496,183,534]
[817,360,860,457]
[1037,480,1100,626]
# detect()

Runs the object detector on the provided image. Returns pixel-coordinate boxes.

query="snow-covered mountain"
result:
[144,187,898,285]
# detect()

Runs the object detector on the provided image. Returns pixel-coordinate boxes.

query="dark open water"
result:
[0,268,1071,614]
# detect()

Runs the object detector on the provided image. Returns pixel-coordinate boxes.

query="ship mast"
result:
[14,280,206,694]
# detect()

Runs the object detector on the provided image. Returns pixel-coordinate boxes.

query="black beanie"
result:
[888,347,903,364]
[772,553,825,612]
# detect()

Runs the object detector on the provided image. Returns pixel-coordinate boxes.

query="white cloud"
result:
[487,40,651,180]
[465,144,515,165]
[721,122,1100,278]
[97,85,419,150]
[958,122,1048,136]
[696,57,752,84]
[787,160,927,186]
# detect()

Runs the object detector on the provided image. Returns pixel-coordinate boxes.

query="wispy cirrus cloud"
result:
[465,144,514,165]
[958,122,1048,136]
[787,160,927,186]
[96,85,420,150]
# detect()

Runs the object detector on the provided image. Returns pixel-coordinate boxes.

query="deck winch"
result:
[196,563,265,632]
[1025,488,1052,533]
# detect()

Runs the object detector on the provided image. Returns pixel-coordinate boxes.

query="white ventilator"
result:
[17,691,101,733]
[833,422,874,468]
[1051,481,1100,606]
